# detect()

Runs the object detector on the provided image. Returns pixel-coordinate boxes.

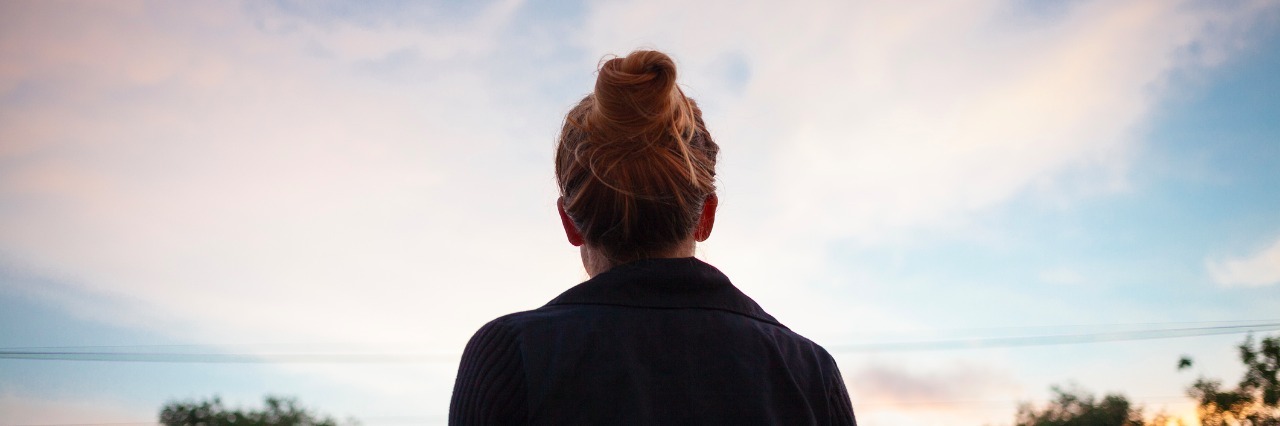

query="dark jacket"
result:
[449,257,856,425]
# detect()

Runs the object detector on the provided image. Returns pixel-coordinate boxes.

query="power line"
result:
[878,318,1280,335]
[854,395,1190,408]
[4,423,157,426]
[1,415,446,426]
[0,351,455,363]
[3,321,1277,363]
[826,321,1280,353]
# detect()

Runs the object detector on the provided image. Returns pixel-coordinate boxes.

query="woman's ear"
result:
[557,197,585,247]
[693,194,718,242]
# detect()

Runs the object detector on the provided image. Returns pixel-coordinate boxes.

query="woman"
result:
[450,50,856,425]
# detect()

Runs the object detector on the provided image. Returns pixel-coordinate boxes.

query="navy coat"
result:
[450,257,856,425]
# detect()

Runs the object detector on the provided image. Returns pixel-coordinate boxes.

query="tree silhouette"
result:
[1183,335,1280,426]
[1015,384,1147,426]
[1013,334,1279,426]
[159,395,347,426]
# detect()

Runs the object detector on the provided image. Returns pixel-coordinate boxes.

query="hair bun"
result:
[591,50,683,141]
[555,49,720,261]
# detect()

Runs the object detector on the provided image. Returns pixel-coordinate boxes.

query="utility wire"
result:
[826,321,1280,352]
[854,395,1190,408]
[3,321,1278,363]
[0,351,455,363]
[4,423,158,426]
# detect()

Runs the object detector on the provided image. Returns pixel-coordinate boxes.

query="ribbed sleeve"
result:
[828,356,858,425]
[449,317,527,425]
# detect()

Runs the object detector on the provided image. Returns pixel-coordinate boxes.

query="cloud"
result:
[0,0,575,349]
[567,0,1280,348]
[5,0,1275,349]
[0,390,153,426]
[844,360,1023,425]
[577,0,1279,243]
[0,1,579,414]
[1208,236,1280,287]
[6,0,1271,364]
[849,361,1019,405]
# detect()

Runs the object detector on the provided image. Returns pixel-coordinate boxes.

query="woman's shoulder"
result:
[465,305,585,338]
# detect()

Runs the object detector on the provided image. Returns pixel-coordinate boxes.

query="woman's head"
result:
[555,50,720,264]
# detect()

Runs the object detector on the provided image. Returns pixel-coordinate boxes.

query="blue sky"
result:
[2,1,1279,424]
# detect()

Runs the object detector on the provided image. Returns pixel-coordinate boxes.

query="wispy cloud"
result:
[5,0,1274,346]
[0,390,153,425]
[1,2,575,416]
[579,0,1277,242]
[0,0,573,347]
[570,0,1280,349]
[851,361,1018,403]
[846,359,1022,425]
[1208,235,1280,287]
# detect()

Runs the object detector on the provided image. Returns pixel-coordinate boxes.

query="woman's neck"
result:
[580,239,696,277]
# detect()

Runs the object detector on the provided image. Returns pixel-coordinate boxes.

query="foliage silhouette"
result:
[1015,384,1149,426]
[1184,334,1280,426]
[159,395,347,426]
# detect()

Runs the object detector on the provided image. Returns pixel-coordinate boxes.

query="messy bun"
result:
[556,50,720,262]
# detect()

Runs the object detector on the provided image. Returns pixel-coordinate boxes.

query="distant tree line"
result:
[1016,334,1280,426]
[156,335,1277,425]
[160,395,349,426]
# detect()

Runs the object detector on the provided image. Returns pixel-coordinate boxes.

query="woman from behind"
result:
[449,50,856,425]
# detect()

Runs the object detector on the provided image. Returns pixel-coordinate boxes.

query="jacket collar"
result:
[545,257,784,328]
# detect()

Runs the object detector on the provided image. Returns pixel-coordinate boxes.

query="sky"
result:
[1,0,1279,425]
